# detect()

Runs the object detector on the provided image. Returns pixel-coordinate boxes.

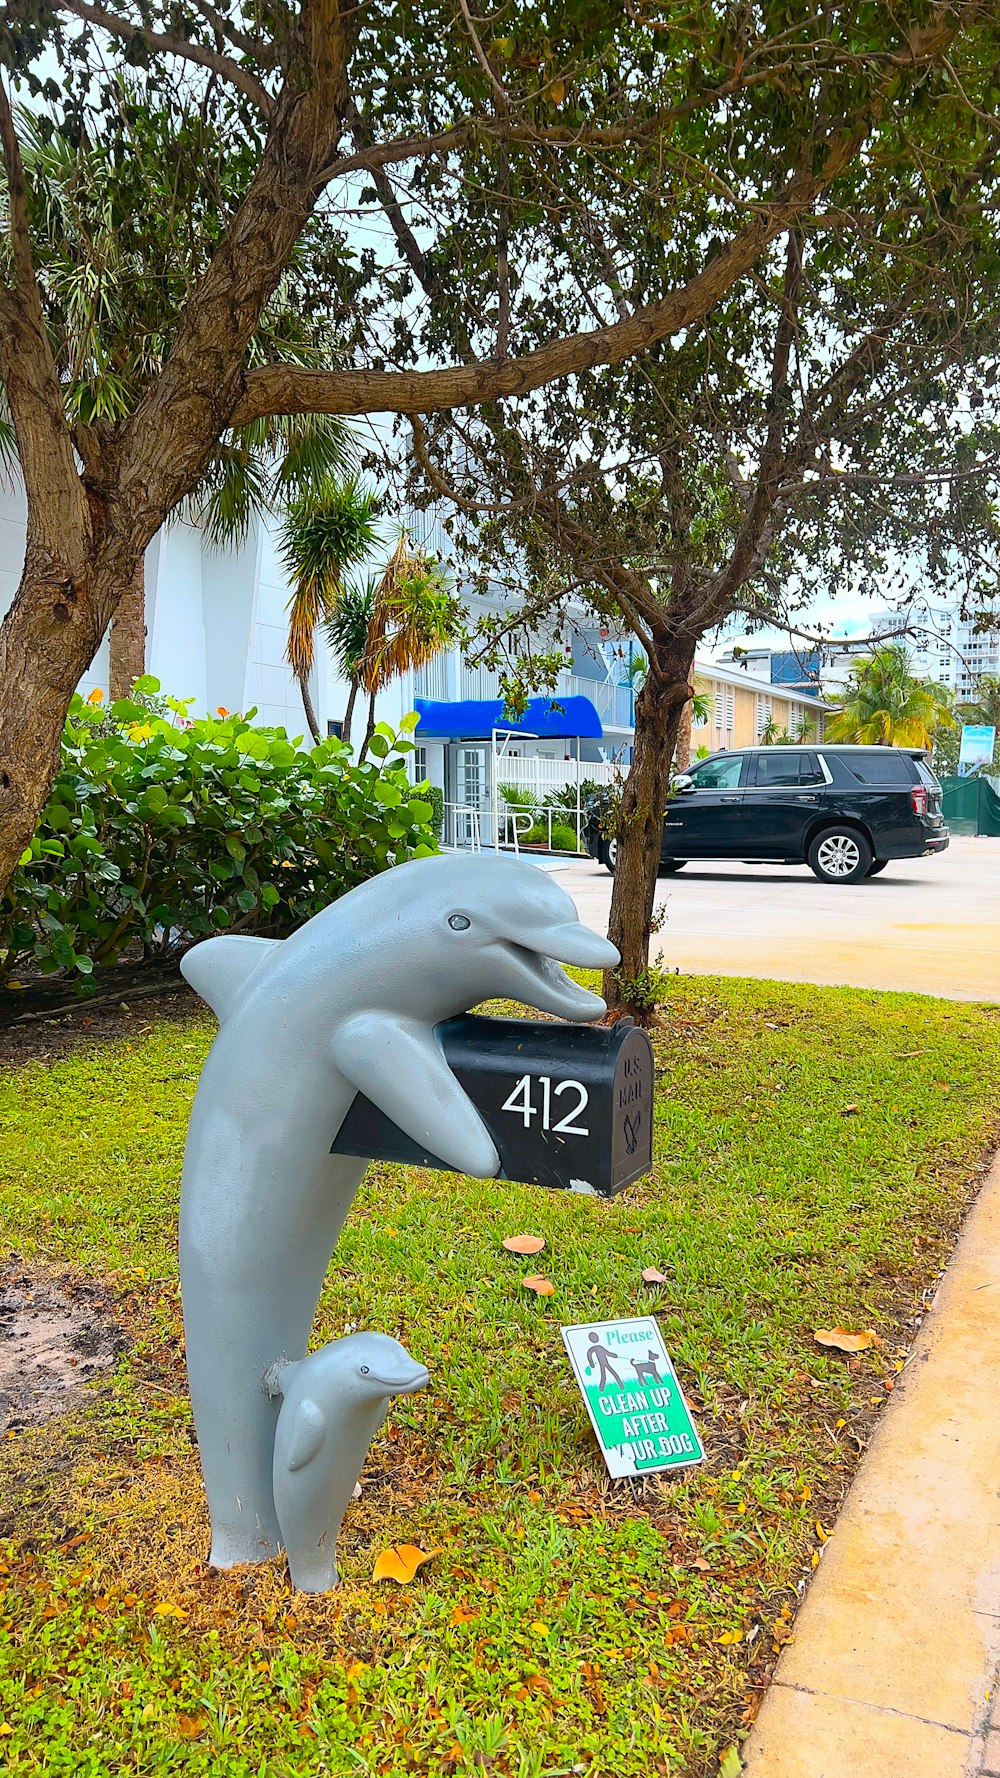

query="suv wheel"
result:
[602,838,618,874]
[807,827,873,884]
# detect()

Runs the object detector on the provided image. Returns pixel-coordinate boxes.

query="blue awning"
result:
[413,695,603,741]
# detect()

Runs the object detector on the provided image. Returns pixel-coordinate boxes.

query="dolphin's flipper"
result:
[332,1013,501,1178]
[282,1397,327,1472]
[181,935,280,1020]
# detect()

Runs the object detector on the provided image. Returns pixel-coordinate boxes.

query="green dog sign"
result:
[561,1318,705,1477]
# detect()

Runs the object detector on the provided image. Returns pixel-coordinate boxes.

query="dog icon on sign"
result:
[630,1350,663,1388]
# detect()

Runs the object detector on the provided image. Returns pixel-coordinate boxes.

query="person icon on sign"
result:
[584,1331,624,1389]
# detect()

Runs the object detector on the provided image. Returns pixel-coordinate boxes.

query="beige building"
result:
[691,655,829,755]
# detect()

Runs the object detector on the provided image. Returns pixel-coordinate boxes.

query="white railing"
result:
[497,756,619,796]
[442,799,586,855]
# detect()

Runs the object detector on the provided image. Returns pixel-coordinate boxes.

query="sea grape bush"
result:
[0,679,437,989]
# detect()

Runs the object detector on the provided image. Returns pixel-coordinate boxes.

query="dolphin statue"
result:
[179,851,618,1566]
[270,1332,429,1593]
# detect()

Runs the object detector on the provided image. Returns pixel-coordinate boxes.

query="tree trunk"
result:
[108,555,147,700]
[674,691,693,773]
[0,545,127,894]
[341,676,359,747]
[297,668,322,745]
[604,638,695,1022]
[360,685,378,756]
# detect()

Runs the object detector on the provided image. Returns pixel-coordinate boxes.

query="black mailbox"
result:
[332,1013,654,1196]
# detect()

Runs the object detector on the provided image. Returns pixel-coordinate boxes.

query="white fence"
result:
[442,800,590,854]
[495,756,620,797]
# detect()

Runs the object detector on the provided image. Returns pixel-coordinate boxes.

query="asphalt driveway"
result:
[556,834,1000,1002]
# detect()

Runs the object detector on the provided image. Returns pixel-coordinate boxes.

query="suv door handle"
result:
[720,795,741,803]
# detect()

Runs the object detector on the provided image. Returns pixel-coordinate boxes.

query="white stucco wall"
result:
[0,473,414,744]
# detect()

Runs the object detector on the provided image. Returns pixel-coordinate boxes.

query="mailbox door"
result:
[609,1026,655,1188]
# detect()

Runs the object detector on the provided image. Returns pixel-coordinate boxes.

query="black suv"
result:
[584,745,949,884]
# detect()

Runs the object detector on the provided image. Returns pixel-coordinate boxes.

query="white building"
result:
[0,475,831,850]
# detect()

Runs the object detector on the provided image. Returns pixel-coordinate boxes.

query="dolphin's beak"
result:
[527,921,620,971]
[494,918,619,1022]
[375,1364,430,1395]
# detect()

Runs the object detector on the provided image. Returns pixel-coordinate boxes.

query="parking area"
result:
[555,834,1000,1002]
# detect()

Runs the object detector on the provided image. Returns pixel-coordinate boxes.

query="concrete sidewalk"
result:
[743,1154,1000,1777]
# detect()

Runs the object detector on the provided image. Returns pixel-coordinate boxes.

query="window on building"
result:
[755,695,772,741]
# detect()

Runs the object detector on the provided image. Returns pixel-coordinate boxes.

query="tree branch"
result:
[231,138,868,425]
[114,0,348,538]
[57,0,276,115]
[0,76,86,545]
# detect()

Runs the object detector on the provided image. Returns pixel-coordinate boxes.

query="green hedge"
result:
[0,680,438,990]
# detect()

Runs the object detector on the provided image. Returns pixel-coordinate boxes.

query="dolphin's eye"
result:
[360,1365,370,1375]
[448,914,471,931]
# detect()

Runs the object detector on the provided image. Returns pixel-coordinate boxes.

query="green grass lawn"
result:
[0,976,998,1777]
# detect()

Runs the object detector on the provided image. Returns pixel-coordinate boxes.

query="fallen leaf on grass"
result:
[152,1602,188,1620]
[522,1275,554,1296]
[372,1544,442,1585]
[176,1714,207,1739]
[840,1103,861,1116]
[502,1234,546,1255]
[719,1748,743,1778]
[814,1327,875,1353]
[450,1604,476,1625]
[717,1630,742,1645]
[642,1266,669,1284]
[690,1557,711,1573]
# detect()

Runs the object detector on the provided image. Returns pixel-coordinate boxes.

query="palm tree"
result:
[277,481,381,742]
[826,645,955,748]
[324,578,376,747]
[356,536,462,754]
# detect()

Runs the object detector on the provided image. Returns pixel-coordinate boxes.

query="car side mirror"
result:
[671,773,695,793]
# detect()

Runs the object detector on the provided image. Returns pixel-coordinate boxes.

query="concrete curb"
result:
[742,1152,1000,1778]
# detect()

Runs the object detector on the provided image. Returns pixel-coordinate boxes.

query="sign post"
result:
[562,1317,705,1477]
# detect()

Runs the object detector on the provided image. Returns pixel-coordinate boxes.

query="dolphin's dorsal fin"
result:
[181,934,280,1020]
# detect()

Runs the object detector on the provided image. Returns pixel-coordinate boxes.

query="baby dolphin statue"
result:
[270,1333,429,1593]
[179,850,618,1567]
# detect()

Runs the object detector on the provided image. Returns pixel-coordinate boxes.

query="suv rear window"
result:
[835,750,914,785]
[754,752,825,788]
[915,758,942,791]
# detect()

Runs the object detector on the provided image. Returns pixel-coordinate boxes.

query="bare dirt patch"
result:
[0,985,203,1069]
[0,1267,128,1433]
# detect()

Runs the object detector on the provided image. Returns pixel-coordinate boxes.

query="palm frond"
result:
[278,481,381,679]
[362,534,462,693]
[186,441,272,549]
[325,577,376,677]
